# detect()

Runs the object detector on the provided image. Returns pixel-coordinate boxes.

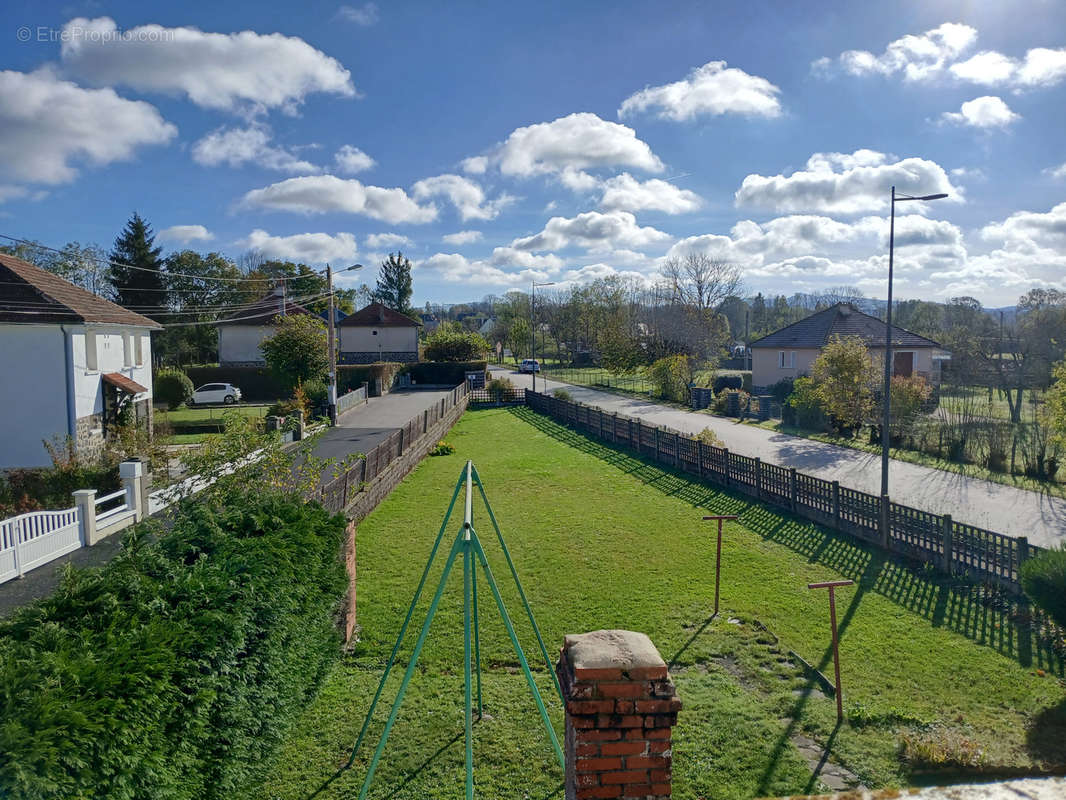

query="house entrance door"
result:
[893,351,914,377]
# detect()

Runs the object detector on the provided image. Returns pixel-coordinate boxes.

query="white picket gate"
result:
[0,507,84,584]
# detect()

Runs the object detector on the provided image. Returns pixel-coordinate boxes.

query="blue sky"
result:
[2,0,1065,307]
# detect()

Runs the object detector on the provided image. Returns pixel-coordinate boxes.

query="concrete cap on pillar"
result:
[563,629,667,680]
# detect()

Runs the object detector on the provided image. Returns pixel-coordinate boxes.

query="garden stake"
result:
[807,579,854,722]
[703,515,738,615]
[352,460,562,800]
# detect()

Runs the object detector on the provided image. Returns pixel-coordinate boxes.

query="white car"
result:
[519,359,541,373]
[190,382,242,405]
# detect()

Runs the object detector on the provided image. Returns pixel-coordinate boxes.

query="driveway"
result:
[492,366,1066,548]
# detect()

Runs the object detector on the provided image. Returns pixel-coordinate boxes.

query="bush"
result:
[767,377,795,403]
[422,328,489,361]
[553,389,573,401]
[155,368,194,409]
[696,427,723,447]
[302,378,328,407]
[487,377,515,400]
[713,374,743,394]
[647,355,691,403]
[0,438,120,515]
[1020,546,1066,629]
[787,376,829,431]
[430,440,455,456]
[0,491,348,800]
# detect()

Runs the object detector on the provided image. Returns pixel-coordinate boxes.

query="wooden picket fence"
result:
[526,390,1038,594]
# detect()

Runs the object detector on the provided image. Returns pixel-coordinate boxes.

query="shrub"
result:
[155,368,194,409]
[487,377,515,400]
[714,374,743,394]
[647,355,691,403]
[0,491,348,800]
[302,378,329,407]
[1020,545,1066,629]
[0,437,121,515]
[696,427,723,447]
[767,377,795,403]
[423,328,489,361]
[787,376,829,431]
[430,440,455,456]
[553,388,573,401]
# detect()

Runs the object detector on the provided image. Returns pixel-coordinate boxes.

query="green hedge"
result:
[403,360,486,385]
[0,492,348,800]
[183,366,290,403]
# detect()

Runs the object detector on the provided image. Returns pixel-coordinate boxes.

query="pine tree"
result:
[109,213,166,317]
[372,251,414,315]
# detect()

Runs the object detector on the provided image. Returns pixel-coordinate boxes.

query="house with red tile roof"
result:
[337,302,421,364]
[0,253,161,468]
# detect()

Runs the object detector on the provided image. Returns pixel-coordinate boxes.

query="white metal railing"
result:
[0,507,83,583]
[337,385,367,415]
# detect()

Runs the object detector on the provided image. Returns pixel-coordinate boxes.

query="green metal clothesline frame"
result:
[347,460,564,800]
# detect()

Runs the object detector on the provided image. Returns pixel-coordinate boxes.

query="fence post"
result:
[397,427,404,457]
[941,514,953,573]
[754,458,762,499]
[73,489,97,546]
[723,448,731,486]
[789,468,797,512]
[424,408,429,435]
[119,460,144,523]
[654,427,661,462]
[1017,536,1030,582]
[832,481,841,531]
[697,440,704,478]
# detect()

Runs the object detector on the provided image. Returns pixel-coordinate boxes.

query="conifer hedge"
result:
[0,492,348,799]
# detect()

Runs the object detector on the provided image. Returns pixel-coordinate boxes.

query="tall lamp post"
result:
[881,187,947,496]
[327,263,363,425]
[531,280,555,393]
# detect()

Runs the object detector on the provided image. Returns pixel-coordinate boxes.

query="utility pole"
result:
[327,263,338,425]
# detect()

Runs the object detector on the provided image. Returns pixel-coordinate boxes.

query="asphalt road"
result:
[491,365,1066,548]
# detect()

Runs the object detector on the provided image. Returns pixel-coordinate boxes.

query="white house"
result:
[217,288,313,366]
[0,253,161,468]
[338,302,421,363]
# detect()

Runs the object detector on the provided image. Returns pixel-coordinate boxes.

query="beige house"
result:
[338,302,420,363]
[217,288,313,366]
[749,303,950,391]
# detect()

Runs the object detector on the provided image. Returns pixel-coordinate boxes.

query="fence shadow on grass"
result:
[507,407,1064,677]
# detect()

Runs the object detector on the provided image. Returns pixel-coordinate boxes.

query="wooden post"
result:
[789,467,798,512]
[697,440,705,479]
[723,448,731,486]
[654,427,661,462]
[832,481,841,531]
[704,515,739,615]
[807,579,854,722]
[754,458,762,499]
[941,513,953,573]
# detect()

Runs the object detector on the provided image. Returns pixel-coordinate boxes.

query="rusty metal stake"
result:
[807,579,854,722]
[703,515,738,615]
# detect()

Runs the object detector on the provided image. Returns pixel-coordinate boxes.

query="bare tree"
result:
[660,254,741,311]
[818,285,865,306]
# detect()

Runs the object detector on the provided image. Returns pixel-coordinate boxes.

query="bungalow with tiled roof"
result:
[0,253,162,468]
[337,302,421,364]
[216,287,313,366]
[749,302,950,391]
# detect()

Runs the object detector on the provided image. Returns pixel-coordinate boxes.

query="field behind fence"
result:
[526,390,1038,595]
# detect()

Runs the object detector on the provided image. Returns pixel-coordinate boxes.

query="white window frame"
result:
[123,332,133,367]
[85,330,98,372]
[135,333,144,366]
[778,350,796,369]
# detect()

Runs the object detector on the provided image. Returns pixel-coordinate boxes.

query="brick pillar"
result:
[556,630,681,799]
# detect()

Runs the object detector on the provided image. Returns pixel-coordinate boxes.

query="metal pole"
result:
[808,579,853,722]
[463,526,474,800]
[704,515,738,616]
[327,263,338,425]
[531,282,536,394]
[881,186,896,498]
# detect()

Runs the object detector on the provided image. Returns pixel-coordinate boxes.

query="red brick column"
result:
[556,630,681,799]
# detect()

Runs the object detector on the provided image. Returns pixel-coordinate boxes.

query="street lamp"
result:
[531,280,555,393]
[881,187,947,497]
[327,263,363,425]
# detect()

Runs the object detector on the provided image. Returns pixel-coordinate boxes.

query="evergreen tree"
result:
[109,213,166,317]
[372,251,414,315]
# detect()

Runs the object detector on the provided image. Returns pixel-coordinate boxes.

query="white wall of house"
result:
[0,324,69,468]
[340,326,418,354]
[219,324,272,365]
[752,345,945,389]
[71,325,153,419]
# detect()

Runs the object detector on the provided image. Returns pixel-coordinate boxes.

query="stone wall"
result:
[74,413,105,461]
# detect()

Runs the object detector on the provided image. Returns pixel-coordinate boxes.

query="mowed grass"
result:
[155,404,269,425]
[247,407,1066,800]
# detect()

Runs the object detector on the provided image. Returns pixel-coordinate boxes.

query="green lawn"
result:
[246,407,1066,800]
[155,404,270,425]
[938,385,1046,422]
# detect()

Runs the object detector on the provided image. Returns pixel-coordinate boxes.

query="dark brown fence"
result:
[468,387,527,405]
[526,390,1039,594]
[316,383,470,514]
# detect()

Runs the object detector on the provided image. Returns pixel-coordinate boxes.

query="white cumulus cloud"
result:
[618,60,782,120]
[442,230,483,245]
[411,174,513,221]
[365,232,412,248]
[60,17,355,113]
[817,22,977,82]
[510,210,672,253]
[192,126,318,172]
[338,3,379,26]
[940,96,1019,128]
[0,69,175,190]
[160,224,214,244]
[240,175,438,224]
[735,149,960,214]
[241,229,358,263]
[334,145,375,174]
[599,173,702,214]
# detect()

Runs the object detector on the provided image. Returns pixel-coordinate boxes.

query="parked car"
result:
[519,359,541,373]
[190,383,242,405]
